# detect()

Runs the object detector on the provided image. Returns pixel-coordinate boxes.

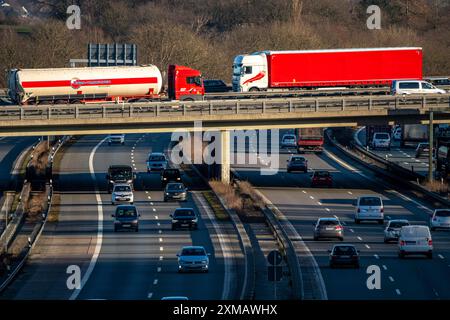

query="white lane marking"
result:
[348,191,353,195]
[157,267,161,273]
[389,276,394,282]
[147,293,153,299]
[148,196,152,200]
[438,254,444,259]
[365,244,371,249]
[310,196,315,200]
[150,202,154,205]
[145,191,149,194]
[69,136,108,300]
[195,193,233,300]
[374,254,379,259]
[357,236,363,241]
[159,256,163,261]
[325,208,330,212]
[317,202,322,206]
[396,289,401,295]
[342,221,346,226]
[349,229,354,233]
[159,238,163,242]
[158,230,162,234]
[153,208,156,212]
[153,279,158,285]
[159,246,164,251]
[302,190,307,194]
[333,215,338,219]
[252,188,328,300]
[382,265,387,270]
[157,223,161,227]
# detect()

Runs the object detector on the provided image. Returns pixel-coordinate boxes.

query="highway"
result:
[233,130,450,299]
[1,133,243,300]
[356,128,429,177]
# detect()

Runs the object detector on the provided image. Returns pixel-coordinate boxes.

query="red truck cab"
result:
[168,65,204,101]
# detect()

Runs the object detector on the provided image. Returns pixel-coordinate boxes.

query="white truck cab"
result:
[232,53,268,92]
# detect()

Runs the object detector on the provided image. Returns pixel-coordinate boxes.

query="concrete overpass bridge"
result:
[1,94,449,182]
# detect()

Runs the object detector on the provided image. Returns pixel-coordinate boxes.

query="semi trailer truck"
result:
[232,47,423,92]
[7,64,204,105]
[295,128,324,153]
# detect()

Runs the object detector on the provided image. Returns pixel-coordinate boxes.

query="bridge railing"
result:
[0,94,449,121]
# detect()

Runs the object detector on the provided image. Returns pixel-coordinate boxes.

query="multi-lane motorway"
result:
[1,134,243,300]
[1,129,450,300]
[233,131,450,299]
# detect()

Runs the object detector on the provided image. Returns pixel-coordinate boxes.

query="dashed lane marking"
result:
[389,276,394,282]
[157,267,161,273]
[374,254,379,259]
[382,265,387,270]
[365,244,371,249]
[396,289,401,295]
[147,293,153,299]
[153,279,158,285]
[159,247,164,251]
[438,254,444,259]
[357,236,363,241]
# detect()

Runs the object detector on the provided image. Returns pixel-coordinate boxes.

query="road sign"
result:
[268,266,283,281]
[267,250,282,266]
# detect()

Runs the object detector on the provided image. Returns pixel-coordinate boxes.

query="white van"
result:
[354,196,384,224]
[398,225,433,259]
[371,132,391,150]
[391,80,446,95]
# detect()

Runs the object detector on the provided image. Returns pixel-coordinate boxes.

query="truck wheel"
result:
[249,87,259,92]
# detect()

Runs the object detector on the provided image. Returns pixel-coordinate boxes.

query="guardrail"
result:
[0,136,68,293]
[231,169,303,300]
[0,94,449,121]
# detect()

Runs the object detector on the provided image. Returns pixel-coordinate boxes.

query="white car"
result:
[370,132,391,150]
[392,126,402,140]
[391,80,446,95]
[281,134,297,148]
[384,219,410,243]
[398,225,433,259]
[111,183,134,205]
[354,196,384,224]
[108,134,125,145]
[430,209,450,231]
[147,152,168,172]
[177,246,210,273]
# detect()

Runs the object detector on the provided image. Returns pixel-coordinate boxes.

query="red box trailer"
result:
[232,47,423,92]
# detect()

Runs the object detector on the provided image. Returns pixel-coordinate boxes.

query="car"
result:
[108,134,125,145]
[313,217,344,241]
[398,225,433,259]
[162,168,182,187]
[311,170,332,187]
[111,183,134,205]
[106,165,135,193]
[147,152,168,172]
[384,219,410,243]
[177,246,210,273]
[370,132,391,150]
[415,143,432,158]
[354,195,384,224]
[203,79,230,93]
[164,182,188,202]
[391,80,446,95]
[430,209,450,231]
[112,205,140,232]
[171,208,198,230]
[392,126,402,140]
[281,134,297,148]
[328,244,360,268]
[287,155,308,173]
[424,77,450,86]
[161,296,189,300]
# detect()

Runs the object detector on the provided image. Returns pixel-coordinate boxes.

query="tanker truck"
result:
[7,64,204,105]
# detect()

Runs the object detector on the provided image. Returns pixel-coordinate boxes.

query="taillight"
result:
[335,225,343,231]
[428,239,433,246]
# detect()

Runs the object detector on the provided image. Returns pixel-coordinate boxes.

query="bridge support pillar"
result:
[220,130,230,184]
[428,111,434,183]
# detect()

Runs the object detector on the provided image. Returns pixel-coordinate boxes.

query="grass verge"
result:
[202,191,229,221]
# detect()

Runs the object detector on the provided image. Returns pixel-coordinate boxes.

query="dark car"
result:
[329,244,360,268]
[415,143,432,158]
[287,156,308,173]
[112,205,140,232]
[106,165,136,193]
[203,79,230,93]
[313,218,344,241]
[164,182,188,202]
[162,168,181,187]
[425,77,450,86]
[311,170,332,187]
[171,208,198,230]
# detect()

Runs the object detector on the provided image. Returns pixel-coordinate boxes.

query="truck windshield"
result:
[233,64,243,76]
[110,169,132,180]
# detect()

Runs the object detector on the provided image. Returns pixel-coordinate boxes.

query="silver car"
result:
[108,134,125,145]
[354,195,384,224]
[111,183,134,205]
[164,183,188,202]
[177,246,210,273]
[147,152,168,172]
[313,217,344,241]
[430,209,450,231]
[384,219,410,243]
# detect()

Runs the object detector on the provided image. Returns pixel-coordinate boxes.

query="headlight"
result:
[166,193,170,195]
[201,260,208,264]
[109,180,114,183]
[163,178,167,180]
